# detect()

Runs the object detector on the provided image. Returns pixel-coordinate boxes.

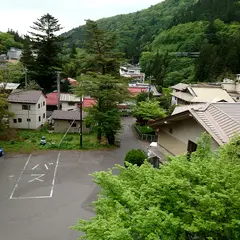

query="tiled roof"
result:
[52,110,86,120]
[8,90,43,104]
[128,87,147,95]
[83,98,96,108]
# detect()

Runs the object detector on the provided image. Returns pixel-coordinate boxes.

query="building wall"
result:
[8,94,47,129]
[53,119,90,133]
[157,118,219,156]
[61,102,78,111]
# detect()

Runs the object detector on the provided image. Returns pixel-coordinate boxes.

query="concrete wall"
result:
[53,119,90,133]
[8,94,47,129]
[157,118,219,156]
[61,102,78,111]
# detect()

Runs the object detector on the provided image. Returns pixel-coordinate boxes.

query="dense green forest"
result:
[0,30,23,54]
[63,0,240,86]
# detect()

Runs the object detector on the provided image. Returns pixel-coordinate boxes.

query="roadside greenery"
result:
[73,134,240,239]
[133,100,165,126]
[124,149,147,166]
[0,129,111,153]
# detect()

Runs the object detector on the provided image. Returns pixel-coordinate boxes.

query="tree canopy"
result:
[133,100,166,125]
[73,134,240,239]
[21,13,64,92]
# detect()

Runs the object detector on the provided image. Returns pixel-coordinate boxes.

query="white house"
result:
[8,90,47,129]
[7,47,22,60]
[60,93,81,111]
[120,64,145,82]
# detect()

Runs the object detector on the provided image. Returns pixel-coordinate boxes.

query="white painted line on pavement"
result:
[11,195,51,200]
[32,164,39,170]
[50,152,61,197]
[44,164,49,170]
[28,174,45,183]
[9,154,32,199]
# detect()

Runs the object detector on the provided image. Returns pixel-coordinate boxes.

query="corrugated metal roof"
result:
[171,91,194,101]
[172,104,205,115]
[191,87,234,103]
[171,83,189,91]
[172,86,234,103]
[60,94,81,102]
[8,90,43,104]
[52,110,86,120]
[0,83,20,90]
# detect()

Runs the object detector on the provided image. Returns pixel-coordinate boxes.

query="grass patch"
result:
[0,128,112,153]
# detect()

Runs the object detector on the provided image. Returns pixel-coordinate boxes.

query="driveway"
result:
[0,117,148,240]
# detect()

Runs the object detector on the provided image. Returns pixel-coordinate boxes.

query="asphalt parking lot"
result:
[0,117,148,240]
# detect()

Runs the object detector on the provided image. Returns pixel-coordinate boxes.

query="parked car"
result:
[0,148,4,157]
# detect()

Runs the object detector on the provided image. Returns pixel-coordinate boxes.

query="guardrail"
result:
[133,124,157,142]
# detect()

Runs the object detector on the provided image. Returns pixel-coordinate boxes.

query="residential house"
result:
[7,47,22,60]
[221,78,240,102]
[52,110,90,133]
[120,64,145,82]
[128,83,161,97]
[60,93,81,111]
[148,102,240,163]
[171,83,235,105]
[8,90,47,129]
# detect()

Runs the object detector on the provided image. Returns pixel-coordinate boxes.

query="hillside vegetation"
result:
[63,0,240,86]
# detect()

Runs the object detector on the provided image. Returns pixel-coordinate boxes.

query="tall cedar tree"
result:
[84,19,124,75]
[75,20,127,143]
[27,13,63,92]
[20,36,34,73]
[76,73,128,144]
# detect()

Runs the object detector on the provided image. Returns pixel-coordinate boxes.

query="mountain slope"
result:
[63,0,196,62]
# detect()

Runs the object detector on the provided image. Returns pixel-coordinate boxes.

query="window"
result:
[22,105,30,110]
[38,104,40,109]
[13,119,17,123]
[187,140,198,155]
[27,118,31,122]
[68,102,75,106]
[169,128,173,134]
[39,116,41,122]
[43,101,45,106]
[43,113,45,119]
[18,118,22,123]
[237,97,239,100]
[71,123,77,128]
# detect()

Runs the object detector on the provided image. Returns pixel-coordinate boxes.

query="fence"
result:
[133,124,157,142]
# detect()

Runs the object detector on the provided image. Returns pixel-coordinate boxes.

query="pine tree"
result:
[84,19,124,75]
[28,13,64,92]
[20,36,34,71]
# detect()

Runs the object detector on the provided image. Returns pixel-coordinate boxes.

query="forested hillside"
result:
[63,0,196,62]
[63,0,240,86]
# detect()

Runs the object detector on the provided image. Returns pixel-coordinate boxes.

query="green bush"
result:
[137,125,155,134]
[124,149,147,166]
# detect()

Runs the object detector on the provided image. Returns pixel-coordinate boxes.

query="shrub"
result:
[137,125,155,134]
[124,149,147,166]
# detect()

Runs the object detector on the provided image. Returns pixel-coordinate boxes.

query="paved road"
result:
[0,117,148,240]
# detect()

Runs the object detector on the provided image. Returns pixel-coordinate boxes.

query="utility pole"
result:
[56,71,61,110]
[79,97,83,149]
[24,67,28,88]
